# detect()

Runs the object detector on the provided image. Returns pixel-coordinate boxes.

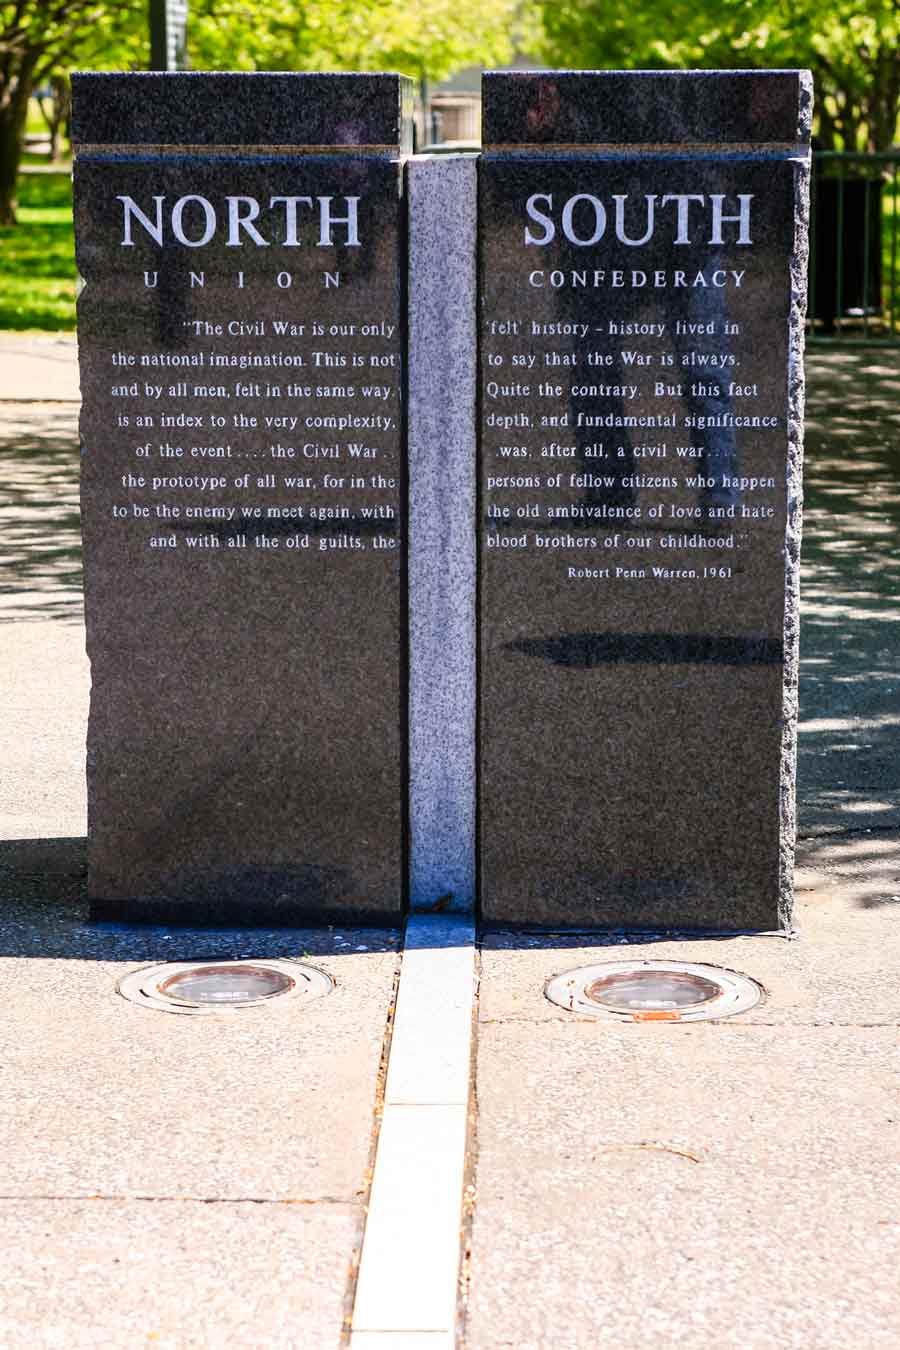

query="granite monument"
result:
[73,72,413,922]
[478,70,811,930]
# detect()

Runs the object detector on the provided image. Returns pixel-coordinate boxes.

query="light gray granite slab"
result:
[407,156,477,914]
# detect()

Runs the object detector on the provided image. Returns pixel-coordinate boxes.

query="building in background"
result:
[425,56,540,147]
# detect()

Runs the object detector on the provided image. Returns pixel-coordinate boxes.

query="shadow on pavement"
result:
[0,403,81,623]
[798,350,900,838]
[0,834,402,960]
[797,829,900,910]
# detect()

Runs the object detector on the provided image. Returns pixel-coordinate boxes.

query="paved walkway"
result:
[0,917,397,1348]
[0,337,897,1347]
[0,333,79,402]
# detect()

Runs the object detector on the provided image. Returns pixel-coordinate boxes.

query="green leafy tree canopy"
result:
[187,0,520,85]
[537,0,900,151]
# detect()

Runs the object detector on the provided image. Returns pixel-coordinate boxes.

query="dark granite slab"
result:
[478,71,810,931]
[72,72,414,150]
[73,76,410,924]
[483,70,813,147]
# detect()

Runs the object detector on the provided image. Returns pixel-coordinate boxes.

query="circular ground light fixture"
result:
[545,959,763,1023]
[117,958,333,1016]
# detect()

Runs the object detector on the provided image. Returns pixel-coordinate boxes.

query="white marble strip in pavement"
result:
[351,1334,454,1349]
[350,915,476,1343]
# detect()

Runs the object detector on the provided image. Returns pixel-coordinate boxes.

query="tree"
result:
[1,0,526,227]
[0,3,118,223]
[35,71,71,162]
[536,0,900,151]
[185,0,527,149]
[186,0,522,87]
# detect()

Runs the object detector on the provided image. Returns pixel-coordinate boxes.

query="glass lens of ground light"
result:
[585,968,721,1012]
[159,964,295,1004]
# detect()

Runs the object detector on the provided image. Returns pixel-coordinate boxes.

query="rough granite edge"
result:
[478,74,813,933]
[75,134,410,924]
[70,71,415,150]
[407,156,478,914]
[779,71,814,934]
[481,67,814,147]
[796,68,814,144]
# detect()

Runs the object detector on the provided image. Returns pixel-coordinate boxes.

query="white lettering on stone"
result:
[561,194,607,246]
[317,196,360,247]
[613,194,657,246]
[116,194,363,247]
[524,193,755,247]
[118,195,165,246]
[227,196,270,247]
[269,196,313,246]
[525,194,556,246]
[708,194,754,245]
[659,194,707,245]
[171,195,216,247]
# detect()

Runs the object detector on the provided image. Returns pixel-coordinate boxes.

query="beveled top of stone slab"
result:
[71,71,414,149]
[482,69,813,147]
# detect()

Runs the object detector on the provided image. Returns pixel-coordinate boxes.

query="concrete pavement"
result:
[0,920,398,1348]
[0,339,402,1345]
[464,349,900,1349]
[0,333,79,402]
[468,886,899,1350]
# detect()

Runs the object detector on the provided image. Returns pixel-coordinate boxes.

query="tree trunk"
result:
[816,97,838,151]
[47,75,72,163]
[0,112,25,226]
[867,47,900,152]
[0,69,36,227]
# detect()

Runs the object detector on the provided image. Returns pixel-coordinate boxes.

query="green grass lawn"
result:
[0,170,77,331]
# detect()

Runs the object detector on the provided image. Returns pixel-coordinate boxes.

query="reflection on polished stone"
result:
[478,70,811,930]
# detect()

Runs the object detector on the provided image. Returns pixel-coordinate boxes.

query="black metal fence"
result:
[809,151,900,344]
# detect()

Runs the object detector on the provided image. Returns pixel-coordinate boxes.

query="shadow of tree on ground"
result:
[799,350,900,848]
[0,403,81,623]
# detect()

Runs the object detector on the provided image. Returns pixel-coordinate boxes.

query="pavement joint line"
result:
[350,914,476,1340]
[457,941,481,1342]
[479,928,794,940]
[0,1195,362,1206]
[797,825,900,838]
[478,1016,900,1028]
